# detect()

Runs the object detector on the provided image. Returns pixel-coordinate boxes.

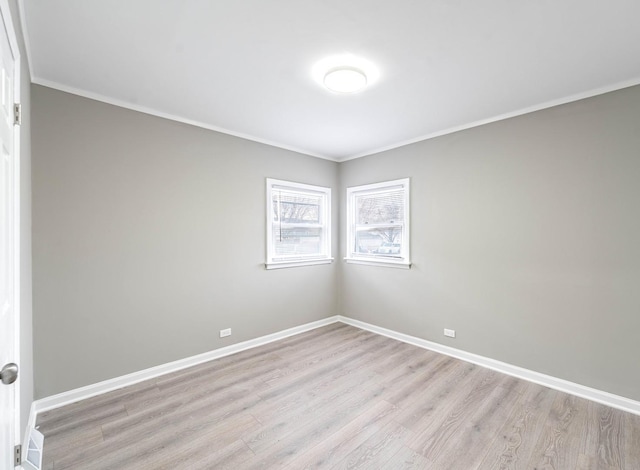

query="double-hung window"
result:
[346,178,411,268]
[266,178,332,269]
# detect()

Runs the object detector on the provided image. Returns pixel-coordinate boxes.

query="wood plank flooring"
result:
[36,323,640,469]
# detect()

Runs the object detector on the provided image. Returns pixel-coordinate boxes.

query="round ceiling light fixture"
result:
[323,67,367,94]
[312,54,379,94]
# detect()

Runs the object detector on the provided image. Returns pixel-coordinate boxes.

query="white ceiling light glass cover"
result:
[312,54,379,94]
[324,67,367,93]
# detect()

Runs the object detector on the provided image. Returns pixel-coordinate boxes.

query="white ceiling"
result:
[20,0,640,161]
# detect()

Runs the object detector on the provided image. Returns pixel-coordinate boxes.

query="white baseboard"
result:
[337,315,640,416]
[27,313,640,435]
[30,316,340,418]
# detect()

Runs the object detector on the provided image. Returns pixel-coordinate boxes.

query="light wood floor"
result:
[37,323,640,469]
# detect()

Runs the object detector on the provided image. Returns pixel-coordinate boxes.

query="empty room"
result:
[2,1,640,469]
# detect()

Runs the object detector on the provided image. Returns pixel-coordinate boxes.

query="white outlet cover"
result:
[444,329,456,338]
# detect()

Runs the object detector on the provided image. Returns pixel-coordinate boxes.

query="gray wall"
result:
[340,85,640,401]
[32,82,640,402]
[8,0,34,439]
[32,86,339,398]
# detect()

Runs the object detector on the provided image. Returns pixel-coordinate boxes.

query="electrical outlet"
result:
[220,328,231,338]
[444,328,456,338]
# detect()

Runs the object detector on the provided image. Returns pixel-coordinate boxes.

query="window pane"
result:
[355,227,403,257]
[347,178,409,266]
[272,190,321,224]
[266,178,331,268]
[273,226,323,257]
[356,189,404,225]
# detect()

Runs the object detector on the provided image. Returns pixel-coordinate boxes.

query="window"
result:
[266,178,332,269]
[346,178,411,268]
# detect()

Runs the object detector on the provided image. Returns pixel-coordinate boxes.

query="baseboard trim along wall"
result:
[27,314,640,436]
[337,315,640,416]
[28,316,341,426]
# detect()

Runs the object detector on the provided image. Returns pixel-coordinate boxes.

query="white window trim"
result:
[344,258,411,269]
[266,178,333,269]
[345,178,411,268]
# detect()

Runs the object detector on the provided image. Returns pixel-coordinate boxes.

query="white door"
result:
[0,1,19,468]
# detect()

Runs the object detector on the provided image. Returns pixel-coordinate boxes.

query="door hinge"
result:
[14,444,21,466]
[13,103,21,126]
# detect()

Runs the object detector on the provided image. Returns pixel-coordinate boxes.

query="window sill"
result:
[344,257,412,269]
[265,258,334,270]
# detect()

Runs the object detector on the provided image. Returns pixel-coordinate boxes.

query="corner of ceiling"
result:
[29,76,344,163]
[338,76,640,163]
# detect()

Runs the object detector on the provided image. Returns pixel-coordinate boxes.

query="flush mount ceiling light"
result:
[312,54,379,94]
[323,67,367,93]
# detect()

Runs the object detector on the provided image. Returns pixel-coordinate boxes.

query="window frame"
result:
[265,178,333,270]
[345,178,411,269]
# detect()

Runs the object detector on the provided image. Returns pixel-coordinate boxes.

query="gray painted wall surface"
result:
[32,86,339,398]
[32,83,640,402]
[340,85,640,400]
[9,0,34,439]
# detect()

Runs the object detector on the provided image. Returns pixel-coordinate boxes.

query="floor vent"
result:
[22,427,44,470]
